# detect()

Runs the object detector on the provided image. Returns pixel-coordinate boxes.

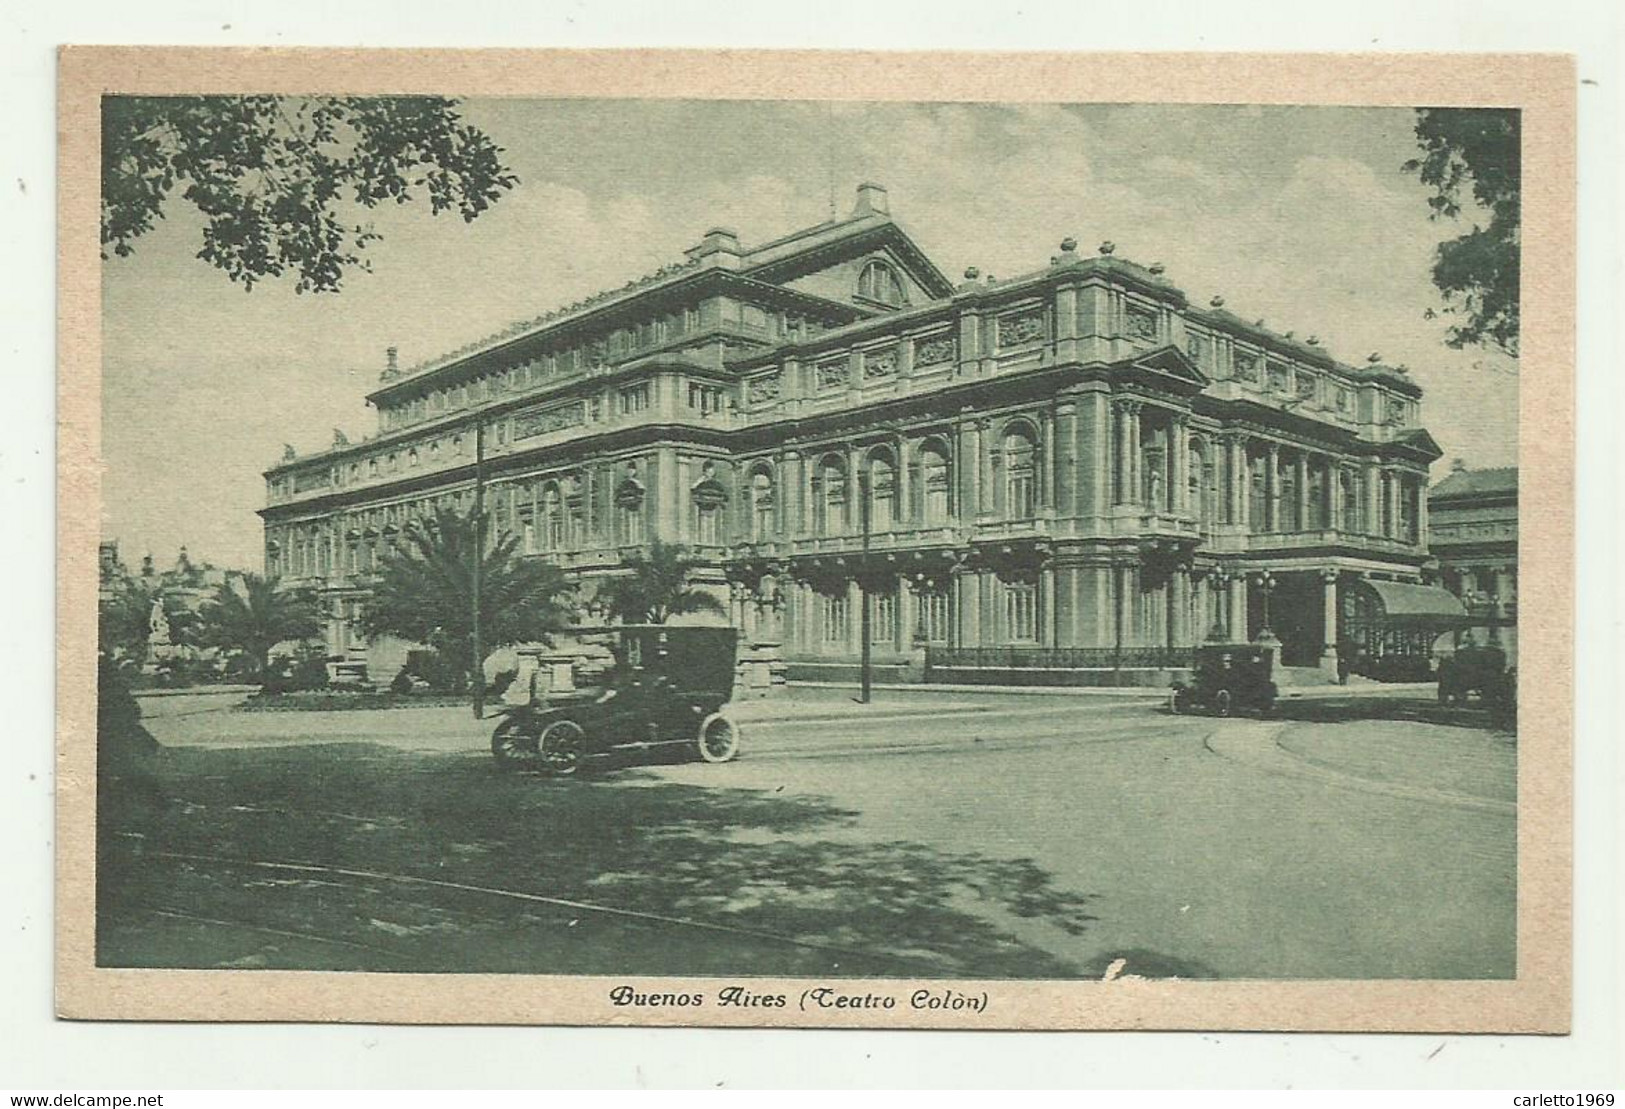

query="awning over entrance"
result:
[1353,580,1472,629]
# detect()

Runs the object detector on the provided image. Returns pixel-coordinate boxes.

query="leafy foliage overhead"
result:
[358,509,577,682]
[1403,108,1521,358]
[102,95,519,293]
[594,538,728,626]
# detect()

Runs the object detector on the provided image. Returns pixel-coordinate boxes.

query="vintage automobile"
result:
[490,625,742,774]
[1436,643,1515,710]
[1169,643,1278,717]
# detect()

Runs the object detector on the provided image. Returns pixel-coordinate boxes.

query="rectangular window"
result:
[821,591,850,645]
[618,383,651,415]
[687,382,724,414]
[871,588,898,644]
[696,506,722,545]
[1003,580,1039,643]
[918,590,950,643]
[619,504,644,545]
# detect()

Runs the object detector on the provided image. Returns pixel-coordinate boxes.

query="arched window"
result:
[540,483,564,550]
[1399,476,1419,543]
[691,463,727,546]
[867,450,896,532]
[749,468,775,542]
[918,440,952,525]
[815,455,847,536]
[1249,452,1268,531]
[1279,453,1300,531]
[1341,469,1362,533]
[1308,460,1329,530]
[1188,439,1208,525]
[1003,425,1037,520]
[857,260,906,307]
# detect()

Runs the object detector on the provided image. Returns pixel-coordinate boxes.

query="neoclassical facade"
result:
[261,183,1441,682]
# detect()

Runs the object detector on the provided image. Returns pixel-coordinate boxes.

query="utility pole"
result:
[858,468,872,704]
[471,416,486,719]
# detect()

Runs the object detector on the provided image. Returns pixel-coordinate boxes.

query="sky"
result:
[100,100,1519,571]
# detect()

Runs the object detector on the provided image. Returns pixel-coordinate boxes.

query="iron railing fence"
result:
[925,646,1195,670]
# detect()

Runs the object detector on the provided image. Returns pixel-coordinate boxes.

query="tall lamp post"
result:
[858,468,873,704]
[1254,569,1276,643]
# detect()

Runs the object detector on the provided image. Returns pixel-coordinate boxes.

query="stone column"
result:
[1172,413,1190,516]
[896,435,912,527]
[1114,400,1132,504]
[958,415,980,520]
[1086,391,1110,519]
[1329,461,1345,532]
[1296,453,1310,532]
[1227,573,1248,643]
[1040,564,1057,647]
[1320,568,1341,678]
[1364,461,1382,536]
[1226,435,1246,526]
[1055,399,1078,519]
[1384,469,1399,538]
[977,419,995,518]
[899,575,917,653]
[1128,404,1143,508]
[1040,410,1055,511]
[1416,471,1429,546]
[1170,567,1191,648]
[1265,442,1280,533]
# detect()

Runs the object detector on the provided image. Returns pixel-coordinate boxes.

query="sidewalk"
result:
[1279,681,1436,700]
[790,679,1438,701]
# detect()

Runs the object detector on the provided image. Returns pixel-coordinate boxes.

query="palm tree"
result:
[197,572,323,681]
[595,537,727,625]
[358,508,577,690]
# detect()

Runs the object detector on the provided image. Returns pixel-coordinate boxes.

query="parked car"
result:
[490,625,742,774]
[1170,644,1278,717]
[1437,643,1515,710]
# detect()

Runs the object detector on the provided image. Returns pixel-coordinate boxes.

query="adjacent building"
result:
[1429,462,1518,658]
[261,184,1445,684]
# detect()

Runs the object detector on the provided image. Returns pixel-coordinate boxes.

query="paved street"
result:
[102,685,1516,980]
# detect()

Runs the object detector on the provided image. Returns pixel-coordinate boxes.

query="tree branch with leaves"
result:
[101,95,518,293]
[1403,107,1521,358]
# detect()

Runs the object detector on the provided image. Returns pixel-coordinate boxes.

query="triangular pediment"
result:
[1125,344,1210,391]
[743,218,956,303]
[1391,427,1445,461]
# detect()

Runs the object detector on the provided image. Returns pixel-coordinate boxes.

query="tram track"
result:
[142,849,946,974]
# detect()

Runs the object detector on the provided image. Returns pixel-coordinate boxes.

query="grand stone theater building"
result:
[261,184,1443,685]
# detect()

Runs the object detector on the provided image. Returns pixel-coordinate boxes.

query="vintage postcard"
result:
[57,48,1574,1030]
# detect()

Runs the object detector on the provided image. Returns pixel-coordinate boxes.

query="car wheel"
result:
[1213,689,1233,718]
[697,713,740,764]
[490,717,538,769]
[539,719,586,776]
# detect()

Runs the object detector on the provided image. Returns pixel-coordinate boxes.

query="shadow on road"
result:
[98,741,1101,979]
[1270,696,1516,735]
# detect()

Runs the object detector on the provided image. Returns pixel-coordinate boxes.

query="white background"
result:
[1,0,1620,1091]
